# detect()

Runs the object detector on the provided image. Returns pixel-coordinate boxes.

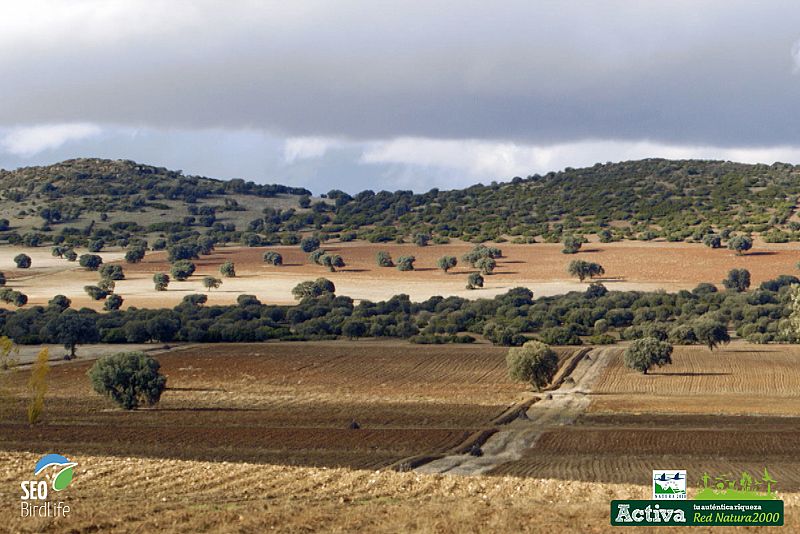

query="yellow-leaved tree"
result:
[27,347,49,424]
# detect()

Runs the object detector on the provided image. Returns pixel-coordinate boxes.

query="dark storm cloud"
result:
[2,0,800,147]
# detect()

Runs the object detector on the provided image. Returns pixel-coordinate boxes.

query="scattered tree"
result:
[79,254,103,271]
[171,260,196,281]
[47,295,71,312]
[561,235,583,254]
[624,337,673,374]
[703,234,722,249]
[99,264,125,280]
[466,272,484,290]
[263,251,283,266]
[320,254,345,272]
[88,352,167,410]
[300,236,321,253]
[414,233,431,247]
[104,294,124,311]
[64,249,78,262]
[396,255,416,271]
[376,251,394,267]
[291,278,336,300]
[84,285,109,301]
[13,253,31,269]
[220,260,236,278]
[475,256,496,275]
[437,256,457,273]
[728,235,753,256]
[202,276,222,292]
[694,320,731,351]
[42,310,100,359]
[153,273,170,291]
[722,268,750,292]
[125,247,146,264]
[506,341,559,391]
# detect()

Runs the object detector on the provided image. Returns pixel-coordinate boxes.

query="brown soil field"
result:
[4,238,800,309]
[590,344,800,415]
[4,451,798,534]
[0,341,539,469]
[492,342,800,495]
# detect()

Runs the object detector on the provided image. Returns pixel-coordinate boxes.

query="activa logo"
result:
[615,503,687,524]
[20,454,76,518]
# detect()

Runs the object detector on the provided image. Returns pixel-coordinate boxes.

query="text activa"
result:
[615,504,686,523]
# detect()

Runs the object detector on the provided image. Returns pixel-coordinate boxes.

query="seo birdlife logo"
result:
[20,454,76,518]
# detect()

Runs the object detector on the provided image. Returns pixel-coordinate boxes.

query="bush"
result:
[79,254,103,271]
[506,341,559,391]
[414,233,431,247]
[171,260,196,281]
[13,253,31,269]
[320,254,345,272]
[624,337,673,374]
[292,278,336,300]
[87,239,104,253]
[88,352,167,410]
[202,276,222,291]
[475,257,496,275]
[48,294,71,311]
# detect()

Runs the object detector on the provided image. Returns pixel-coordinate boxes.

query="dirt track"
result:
[417,347,612,475]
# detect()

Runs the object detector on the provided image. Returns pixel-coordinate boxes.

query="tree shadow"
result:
[168,387,227,392]
[746,251,777,256]
[340,268,369,273]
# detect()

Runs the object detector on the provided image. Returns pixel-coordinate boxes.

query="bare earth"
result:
[4,238,800,309]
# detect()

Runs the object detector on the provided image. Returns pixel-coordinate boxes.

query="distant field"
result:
[4,237,800,309]
[0,341,530,469]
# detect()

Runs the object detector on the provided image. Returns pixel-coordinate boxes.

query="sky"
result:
[1,1,800,193]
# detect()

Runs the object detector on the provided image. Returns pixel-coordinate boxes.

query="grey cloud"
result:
[2,1,800,147]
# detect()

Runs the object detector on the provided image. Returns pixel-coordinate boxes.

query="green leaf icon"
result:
[53,467,73,491]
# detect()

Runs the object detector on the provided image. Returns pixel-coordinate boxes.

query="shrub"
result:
[308,249,327,265]
[167,244,200,262]
[171,260,196,281]
[624,337,673,374]
[87,239,104,253]
[79,254,103,271]
[291,278,336,300]
[13,253,31,269]
[506,341,559,391]
[220,260,236,278]
[153,273,170,291]
[237,294,261,307]
[64,249,78,262]
[396,256,416,271]
[88,352,167,410]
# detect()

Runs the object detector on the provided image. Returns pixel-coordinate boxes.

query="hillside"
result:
[1,158,800,250]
